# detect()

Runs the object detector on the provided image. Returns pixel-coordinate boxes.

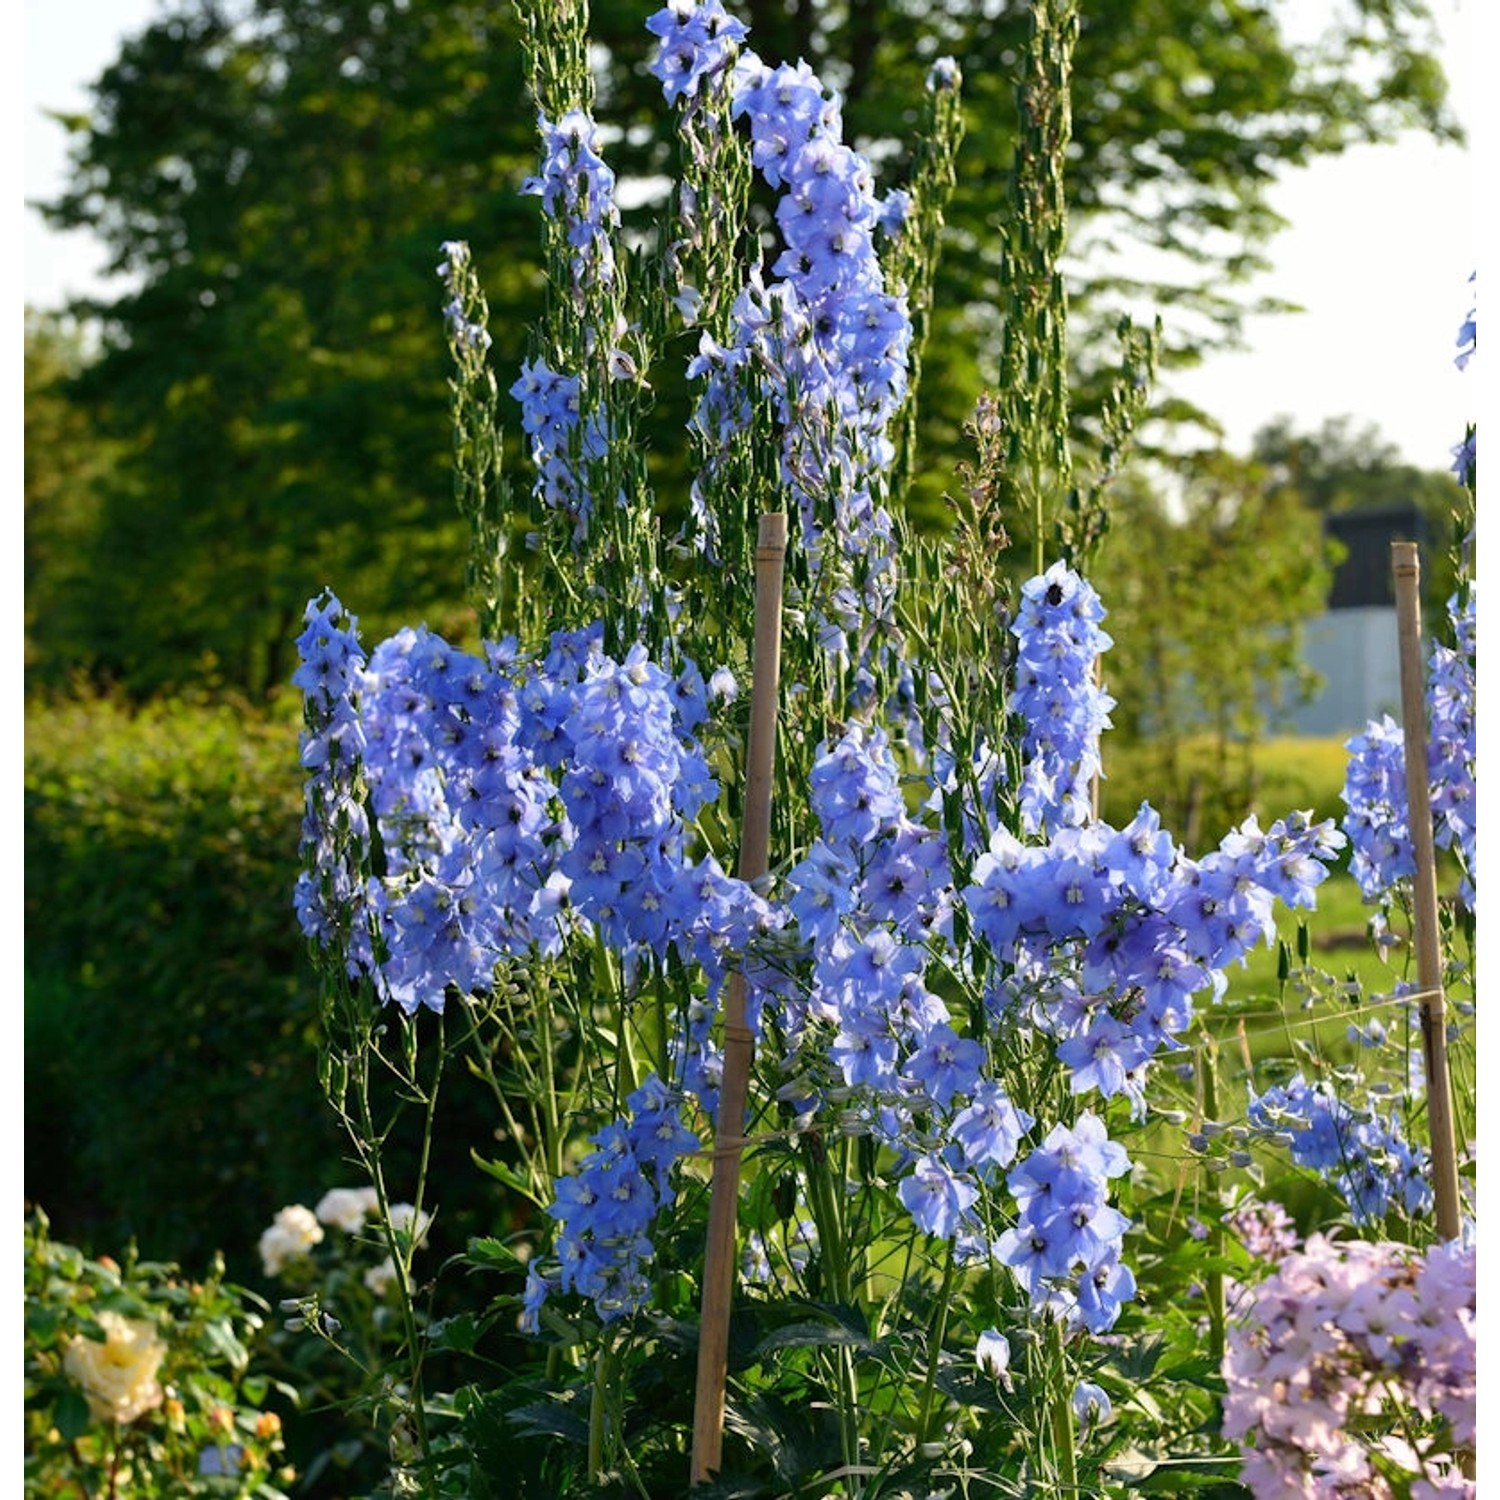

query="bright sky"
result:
[21,0,1478,472]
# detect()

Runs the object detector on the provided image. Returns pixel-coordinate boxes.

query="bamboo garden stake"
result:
[1391,541,1463,1241]
[691,512,788,1483]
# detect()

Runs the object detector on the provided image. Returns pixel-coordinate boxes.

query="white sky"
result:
[19,0,1478,472]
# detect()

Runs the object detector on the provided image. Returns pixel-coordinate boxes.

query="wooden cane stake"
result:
[1391,541,1464,1241]
[690,513,787,1484]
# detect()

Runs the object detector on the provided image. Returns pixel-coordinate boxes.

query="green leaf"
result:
[1130,1459,1247,1492]
[464,1236,528,1272]
[933,1367,1014,1415]
[53,1387,92,1442]
[201,1315,249,1371]
[469,1151,545,1205]
[751,1319,876,1357]
[506,1397,591,1445]
[427,1313,482,1355]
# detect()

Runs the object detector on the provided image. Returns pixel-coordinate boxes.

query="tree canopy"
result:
[30,0,1461,696]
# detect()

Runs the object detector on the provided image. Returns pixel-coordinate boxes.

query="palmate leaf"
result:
[750,1319,878,1358]
[506,1392,592,1445]
[470,1150,548,1207]
[933,1365,1016,1417]
[722,1387,842,1490]
[742,1296,877,1358]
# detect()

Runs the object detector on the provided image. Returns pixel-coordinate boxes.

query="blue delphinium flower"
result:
[650,13,914,672]
[808,724,905,847]
[950,1081,1034,1170]
[298,608,782,1021]
[294,591,378,975]
[975,1327,1011,1383]
[997,1113,1135,1332]
[903,1023,985,1111]
[437,240,492,355]
[1454,272,1475,372]
[1427,590,1476,904]
[646,0,747,104]
[1009,562,1115,835]
[539,1073,701,1324]
[1072,1381,1112,1429]
[523,109,621,296]
[1451,429,1476,490]
[1248,1074,1434,1224]
[899,1151,980,1239]
[1341,588,1475,910]
[1341,715,1414,901]
[510,357,609,541]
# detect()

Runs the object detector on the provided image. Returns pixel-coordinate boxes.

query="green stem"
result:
[1046,1318,1078,1494]
[536,984,564,1185]
[353,1018,437,1471]
[916,1247,958,1448]
[1199,1032,1227,1367]
[588,1333,612,1483]
[802,1134,861,1482]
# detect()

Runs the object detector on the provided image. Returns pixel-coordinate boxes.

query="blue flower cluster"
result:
[1009,561,1115,836]
[510,358,609,540]
[1341,714,1416,901]
[648,0,913,662]
[963,805,1343,1116]
[292,591,376,975]
[774,724,1041,1249]
[646,0,746,105]
[513,107,626,541]
[1454,273,1475,372]
[1248,1073,1434,1225]
[1451,277,1475,486]
[1341,589,1476,909]
[996,1114,1136,1333]
[295,612,774,1018]
[531,1074,701,1325]
[522,109,620,297]
[1428,590,1476,905]
[437,240,492,356]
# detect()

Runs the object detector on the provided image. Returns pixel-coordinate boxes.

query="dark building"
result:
[1324,503,1426,611]
[1288,503,1427,736]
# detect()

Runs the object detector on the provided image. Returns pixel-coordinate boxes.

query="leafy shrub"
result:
[24,1208,295,1497]
[25,689,532,1276]
[24,690,343,1264]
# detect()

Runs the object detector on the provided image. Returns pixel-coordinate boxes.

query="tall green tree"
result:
[1091,451,1337,846]
[24,313,121,681]
[32,0,1459,695]
[36,0,545,695]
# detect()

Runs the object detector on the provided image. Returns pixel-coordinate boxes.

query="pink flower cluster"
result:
[1223,1232,1475,1499]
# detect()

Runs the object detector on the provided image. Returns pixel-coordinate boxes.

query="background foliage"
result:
[26,0,1460,698]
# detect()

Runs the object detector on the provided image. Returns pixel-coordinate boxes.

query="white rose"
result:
[385,1203,432,1249]
[63,1311,167,1425]
[363,1257,398,1297]
[314,1186,381,1233]
[258,1204,324,1277]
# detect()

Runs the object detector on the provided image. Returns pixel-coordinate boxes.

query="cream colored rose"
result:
[314,1186,381,1233]
[63,1311,167,1425]
[363,1204,434,1297]
[258,1204,325,1277]
[363,1257,399,1297]
[386,1203,432,1249]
